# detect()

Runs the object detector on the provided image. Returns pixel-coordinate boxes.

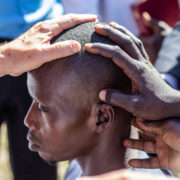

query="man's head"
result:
[25,22,132,164]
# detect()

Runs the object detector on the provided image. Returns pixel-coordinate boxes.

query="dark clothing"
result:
[155,21,180,88]
[0,38,57,180]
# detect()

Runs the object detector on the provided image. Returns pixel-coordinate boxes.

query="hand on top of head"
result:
[85,22,180,120]
[0,14,97,77]
[123,118,180,171]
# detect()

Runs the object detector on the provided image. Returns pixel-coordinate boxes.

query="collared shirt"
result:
[0,0,63,39]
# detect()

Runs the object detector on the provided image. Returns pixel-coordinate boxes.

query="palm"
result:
[155,135,180,171]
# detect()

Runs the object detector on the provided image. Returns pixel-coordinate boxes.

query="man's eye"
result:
[38,104,49,112]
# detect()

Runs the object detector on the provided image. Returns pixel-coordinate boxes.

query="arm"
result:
[0,14,97,77]
[85,22,180,120]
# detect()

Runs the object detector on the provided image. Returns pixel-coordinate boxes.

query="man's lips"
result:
[27,131,41,151]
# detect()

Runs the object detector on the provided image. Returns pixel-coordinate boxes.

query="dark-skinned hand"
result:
[123,118,180,171]
[139,12,172,64]
[85,22,180,120]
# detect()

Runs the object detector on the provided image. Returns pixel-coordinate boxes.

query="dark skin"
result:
[24,58,132,176]
[124,118,180,171]
[85,22,180,171]
[85,22,180,121]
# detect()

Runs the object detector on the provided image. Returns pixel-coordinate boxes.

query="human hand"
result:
[124,118,180,171]
[139,12,172,64]
[77,169,177,180]
[85,22,180,120]
[0,14,97,77]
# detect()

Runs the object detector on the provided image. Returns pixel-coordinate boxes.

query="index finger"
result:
[50,14,97,37]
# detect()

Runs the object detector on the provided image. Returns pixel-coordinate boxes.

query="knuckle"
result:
[112,45,121,57]
[136,39,143,47]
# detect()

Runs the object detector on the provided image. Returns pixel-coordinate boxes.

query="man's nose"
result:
[24,103,39,131]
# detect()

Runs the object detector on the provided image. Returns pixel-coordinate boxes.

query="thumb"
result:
[99,89,141,114]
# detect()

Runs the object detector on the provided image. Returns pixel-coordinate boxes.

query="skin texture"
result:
[85,22,180,173]
[24,22,133,176]
[85,22,180,120]
[0,14,97,77]
[123,118,180,171]
[77,169,178,180]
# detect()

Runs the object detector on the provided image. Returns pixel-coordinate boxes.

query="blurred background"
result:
[0,0,179,179]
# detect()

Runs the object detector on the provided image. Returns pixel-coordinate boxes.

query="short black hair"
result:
[31,22,131,102]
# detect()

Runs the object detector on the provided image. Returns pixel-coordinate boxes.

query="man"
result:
[24,22,136,177]
[0,14,97,179]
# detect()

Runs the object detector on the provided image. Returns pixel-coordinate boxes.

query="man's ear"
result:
[88,103,115,133]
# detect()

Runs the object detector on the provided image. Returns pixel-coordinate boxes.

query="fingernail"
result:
[95,24,104,29]
[72,42,81,52]
[110,22,117,26]
[84,43,93,48]
[99,90,106,100]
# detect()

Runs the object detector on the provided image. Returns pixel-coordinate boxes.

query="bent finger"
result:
[110,22,149,60]
[94,24,142,59]
[123,139,156,153]
[85,43,142,83]
[129,157,160,169]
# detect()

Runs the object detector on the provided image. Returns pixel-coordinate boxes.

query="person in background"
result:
[0,1,95,177]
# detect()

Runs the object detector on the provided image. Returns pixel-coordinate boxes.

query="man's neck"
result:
[77,136,127,176]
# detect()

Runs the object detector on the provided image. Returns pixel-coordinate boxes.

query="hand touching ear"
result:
[85,22,180,120]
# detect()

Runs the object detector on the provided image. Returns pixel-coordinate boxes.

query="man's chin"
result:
[38,152,57,165]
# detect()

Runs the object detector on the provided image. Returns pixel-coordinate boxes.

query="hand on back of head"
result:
[0,14,97,77]
[85,22,180,121]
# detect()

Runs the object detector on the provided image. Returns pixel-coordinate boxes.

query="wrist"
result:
[0,45,9,77]
[166,89,180,118]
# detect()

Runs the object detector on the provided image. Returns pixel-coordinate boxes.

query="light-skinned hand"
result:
[0,14,97,77]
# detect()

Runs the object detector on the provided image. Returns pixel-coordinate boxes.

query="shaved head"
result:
[31,22,131,105]
[25,22,132,170]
